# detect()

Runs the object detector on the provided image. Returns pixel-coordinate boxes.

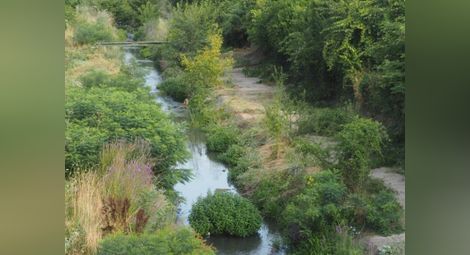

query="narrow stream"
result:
[124,48,284,255]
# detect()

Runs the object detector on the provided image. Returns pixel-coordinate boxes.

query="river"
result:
[124,47,284,255]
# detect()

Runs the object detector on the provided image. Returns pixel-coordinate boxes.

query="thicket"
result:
[247,0,405,165]
[189,192,262,237]
[65,86,189,188]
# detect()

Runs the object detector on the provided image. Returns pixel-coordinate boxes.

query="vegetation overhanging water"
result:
[125,47,285,255]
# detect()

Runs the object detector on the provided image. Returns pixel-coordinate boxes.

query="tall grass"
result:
[65,141,175,254]
[66,172,103,255]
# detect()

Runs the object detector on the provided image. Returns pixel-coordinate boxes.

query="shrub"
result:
[189,192,262,237]
[248,174,286,218]
[291,138,330,169]
[366,190,403,235]
[219,144,245,166]
[264,68,289,158]
[80,70,110,88]
[206,125,238,153]
[241,167,304,219]
[74,19,114,45]
[174,32,232,125]
[291,234,335,255]
[344,185,402,235]
[97,227,215,255]
[282,170,347,244]
[297,107,355,136]
[80,70,143,92]
[227,149,261,186]
[166,1,218,57]
[181,32,232,89]
[65,87,188,188]
[158,75,190,102]
[336,117,388,190]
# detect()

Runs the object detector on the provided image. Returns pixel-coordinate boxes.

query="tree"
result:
[336,117,388,191]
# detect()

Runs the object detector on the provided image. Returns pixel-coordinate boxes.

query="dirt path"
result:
[217,67,274,125]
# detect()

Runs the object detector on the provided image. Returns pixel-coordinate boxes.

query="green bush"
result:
[227,149,261,186]
[80,70,143,92]
[344,184,403,235]
[298,107,355,136]
[249,174,286,218]
[97,227,215,255]
[206,125,238,153]
[291,234,335,255]
[80,70,110,88]
[291,138,330,169]
[65,87,188,188]
[366,190,403,235]
[336,117,388,190]
[74,19,114,45]
[189,192,262,237]
[80,68,146,92]
[158,75,190,102]
[282,170,347,244]
[166,1,218,57]
[219,144,244,166]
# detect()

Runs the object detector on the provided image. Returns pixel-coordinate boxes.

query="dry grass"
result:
[65,5,123,87]
[258,141,289,170]
[65,25,75,48]
[67,171,103,254]
[65,141,174,254]
[66,47,122,85]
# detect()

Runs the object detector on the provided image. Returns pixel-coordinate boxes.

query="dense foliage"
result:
[65,0,405,254]
[336,117,388,190]
[247,0,405,161]
[65,86,189,188]
[282,170,347,243]
[97,227,215,255]
[189,192,262,237]
[206,124,239,153]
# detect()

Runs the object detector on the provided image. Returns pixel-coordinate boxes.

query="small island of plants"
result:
[189,192,262,238]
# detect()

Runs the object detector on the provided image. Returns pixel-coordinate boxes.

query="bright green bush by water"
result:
[189,192,262,237]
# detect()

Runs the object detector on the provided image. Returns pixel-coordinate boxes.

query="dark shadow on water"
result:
[207,233,262,254]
